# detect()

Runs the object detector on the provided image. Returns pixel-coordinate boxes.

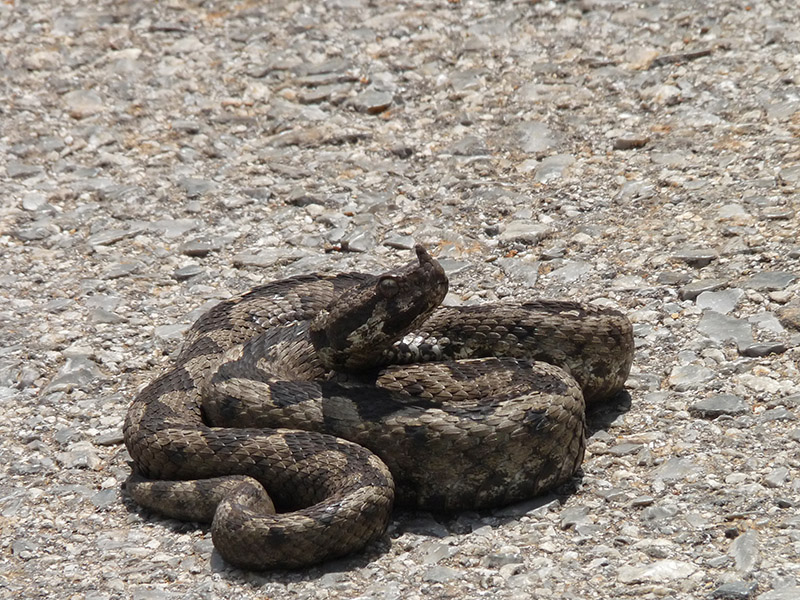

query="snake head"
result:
[310,245,448,371]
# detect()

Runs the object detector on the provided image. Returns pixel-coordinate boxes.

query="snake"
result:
[123,246,634,570]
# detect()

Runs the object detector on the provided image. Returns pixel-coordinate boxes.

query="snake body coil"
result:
[123,246,633,569]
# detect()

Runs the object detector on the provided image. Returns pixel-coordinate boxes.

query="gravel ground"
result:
[2,0,800,598]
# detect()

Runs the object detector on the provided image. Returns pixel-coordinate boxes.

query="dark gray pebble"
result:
[711,580,758,599]
[680,279,728,300]
[739,342,787,357]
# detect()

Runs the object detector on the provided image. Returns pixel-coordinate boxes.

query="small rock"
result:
[696,289,744,314]
[742,271,797,291]
[740,343,787,357]
[756,587,800,600]
[617,559,697,584]
[506,121,559,153]
[697,310,753,348]
[178,178,217,198]
[673,247,719,267]
[668,363,715,391]
[422,566,463,583]
[613,135,649,150]
[447,135,490,156]
[550,260,593,283]
[534,154,575,182]
[560,505,590,529]
[154,324,191,342]
[498,221,551,245]
[711,580,758,599]
[652,457,699,482]
[689,395,749,418]
[680,279,728,301]
[763,467,789,488]
[63,89,104,118]
[102,262,142,279]
[760,407,795,422]
[173,265,205,281]
[180,237,222,257]
[776,303,800,331]
[349,89,393,114]
[7,160,45,179]
[729,529,759,575]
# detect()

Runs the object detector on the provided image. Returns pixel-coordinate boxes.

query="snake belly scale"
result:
[123,246,634,570]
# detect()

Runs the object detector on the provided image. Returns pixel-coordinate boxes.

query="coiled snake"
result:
[123,246,633,570]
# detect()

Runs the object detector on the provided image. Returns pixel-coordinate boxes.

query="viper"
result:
[123,246,633,570]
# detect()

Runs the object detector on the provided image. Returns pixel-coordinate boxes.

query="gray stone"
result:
[178,178,217,197]
[740,343,787,357]
[560,505,590,529]
[696,289,744,314]
[498,221,551,245]
[496,257,540,286]
[757,587,800,600]
[171,120,201,134]
[180,237,222,257]
[506,122,559,153]
[422,566,463,583]
[641,503,679,522]
[63,89,104,118]
[6,160,45,178]
[711,580,758,599]
[91,489,118,509]
[349,89,393,114]
[680,279,728,300]
[763,467,789,488]
[668,363,715,391]
[743,271,797,291]
[550,260,593,283]
[173,265,205,281]
[90,308,125,324]
[617,559,697,583]
[689,394,749,418]
[760,407,796,422]
[154,324,191,342]
[729,530,759,574]
[697,310,754,348]
[613,135,649,150]
[652,457,699,482]
[384,235,416,250]
[47,356,103,391]
[534,154,575,182]
[673,247,719,267]
[448,135,489,156]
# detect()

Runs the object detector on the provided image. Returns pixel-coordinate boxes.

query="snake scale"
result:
[123,246,634,570]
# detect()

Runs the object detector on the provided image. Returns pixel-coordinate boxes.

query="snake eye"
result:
[378,276,399,298]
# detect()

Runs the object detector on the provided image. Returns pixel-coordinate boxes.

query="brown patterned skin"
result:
[123,246,634,570]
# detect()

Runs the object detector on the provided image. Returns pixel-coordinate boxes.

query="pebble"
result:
[730,530,759,575]
[711,581,758,599]
[680,279,728,301]
[616,559,697,584]
[689,395,749,418]
[63,89,104,118]
[349,89,393,115]
[742,272,797,291]
[697,310,754,348]
[672,247,719,267]
[668,364,715,391]
[498,221,552,245]
[696,289,744,314]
